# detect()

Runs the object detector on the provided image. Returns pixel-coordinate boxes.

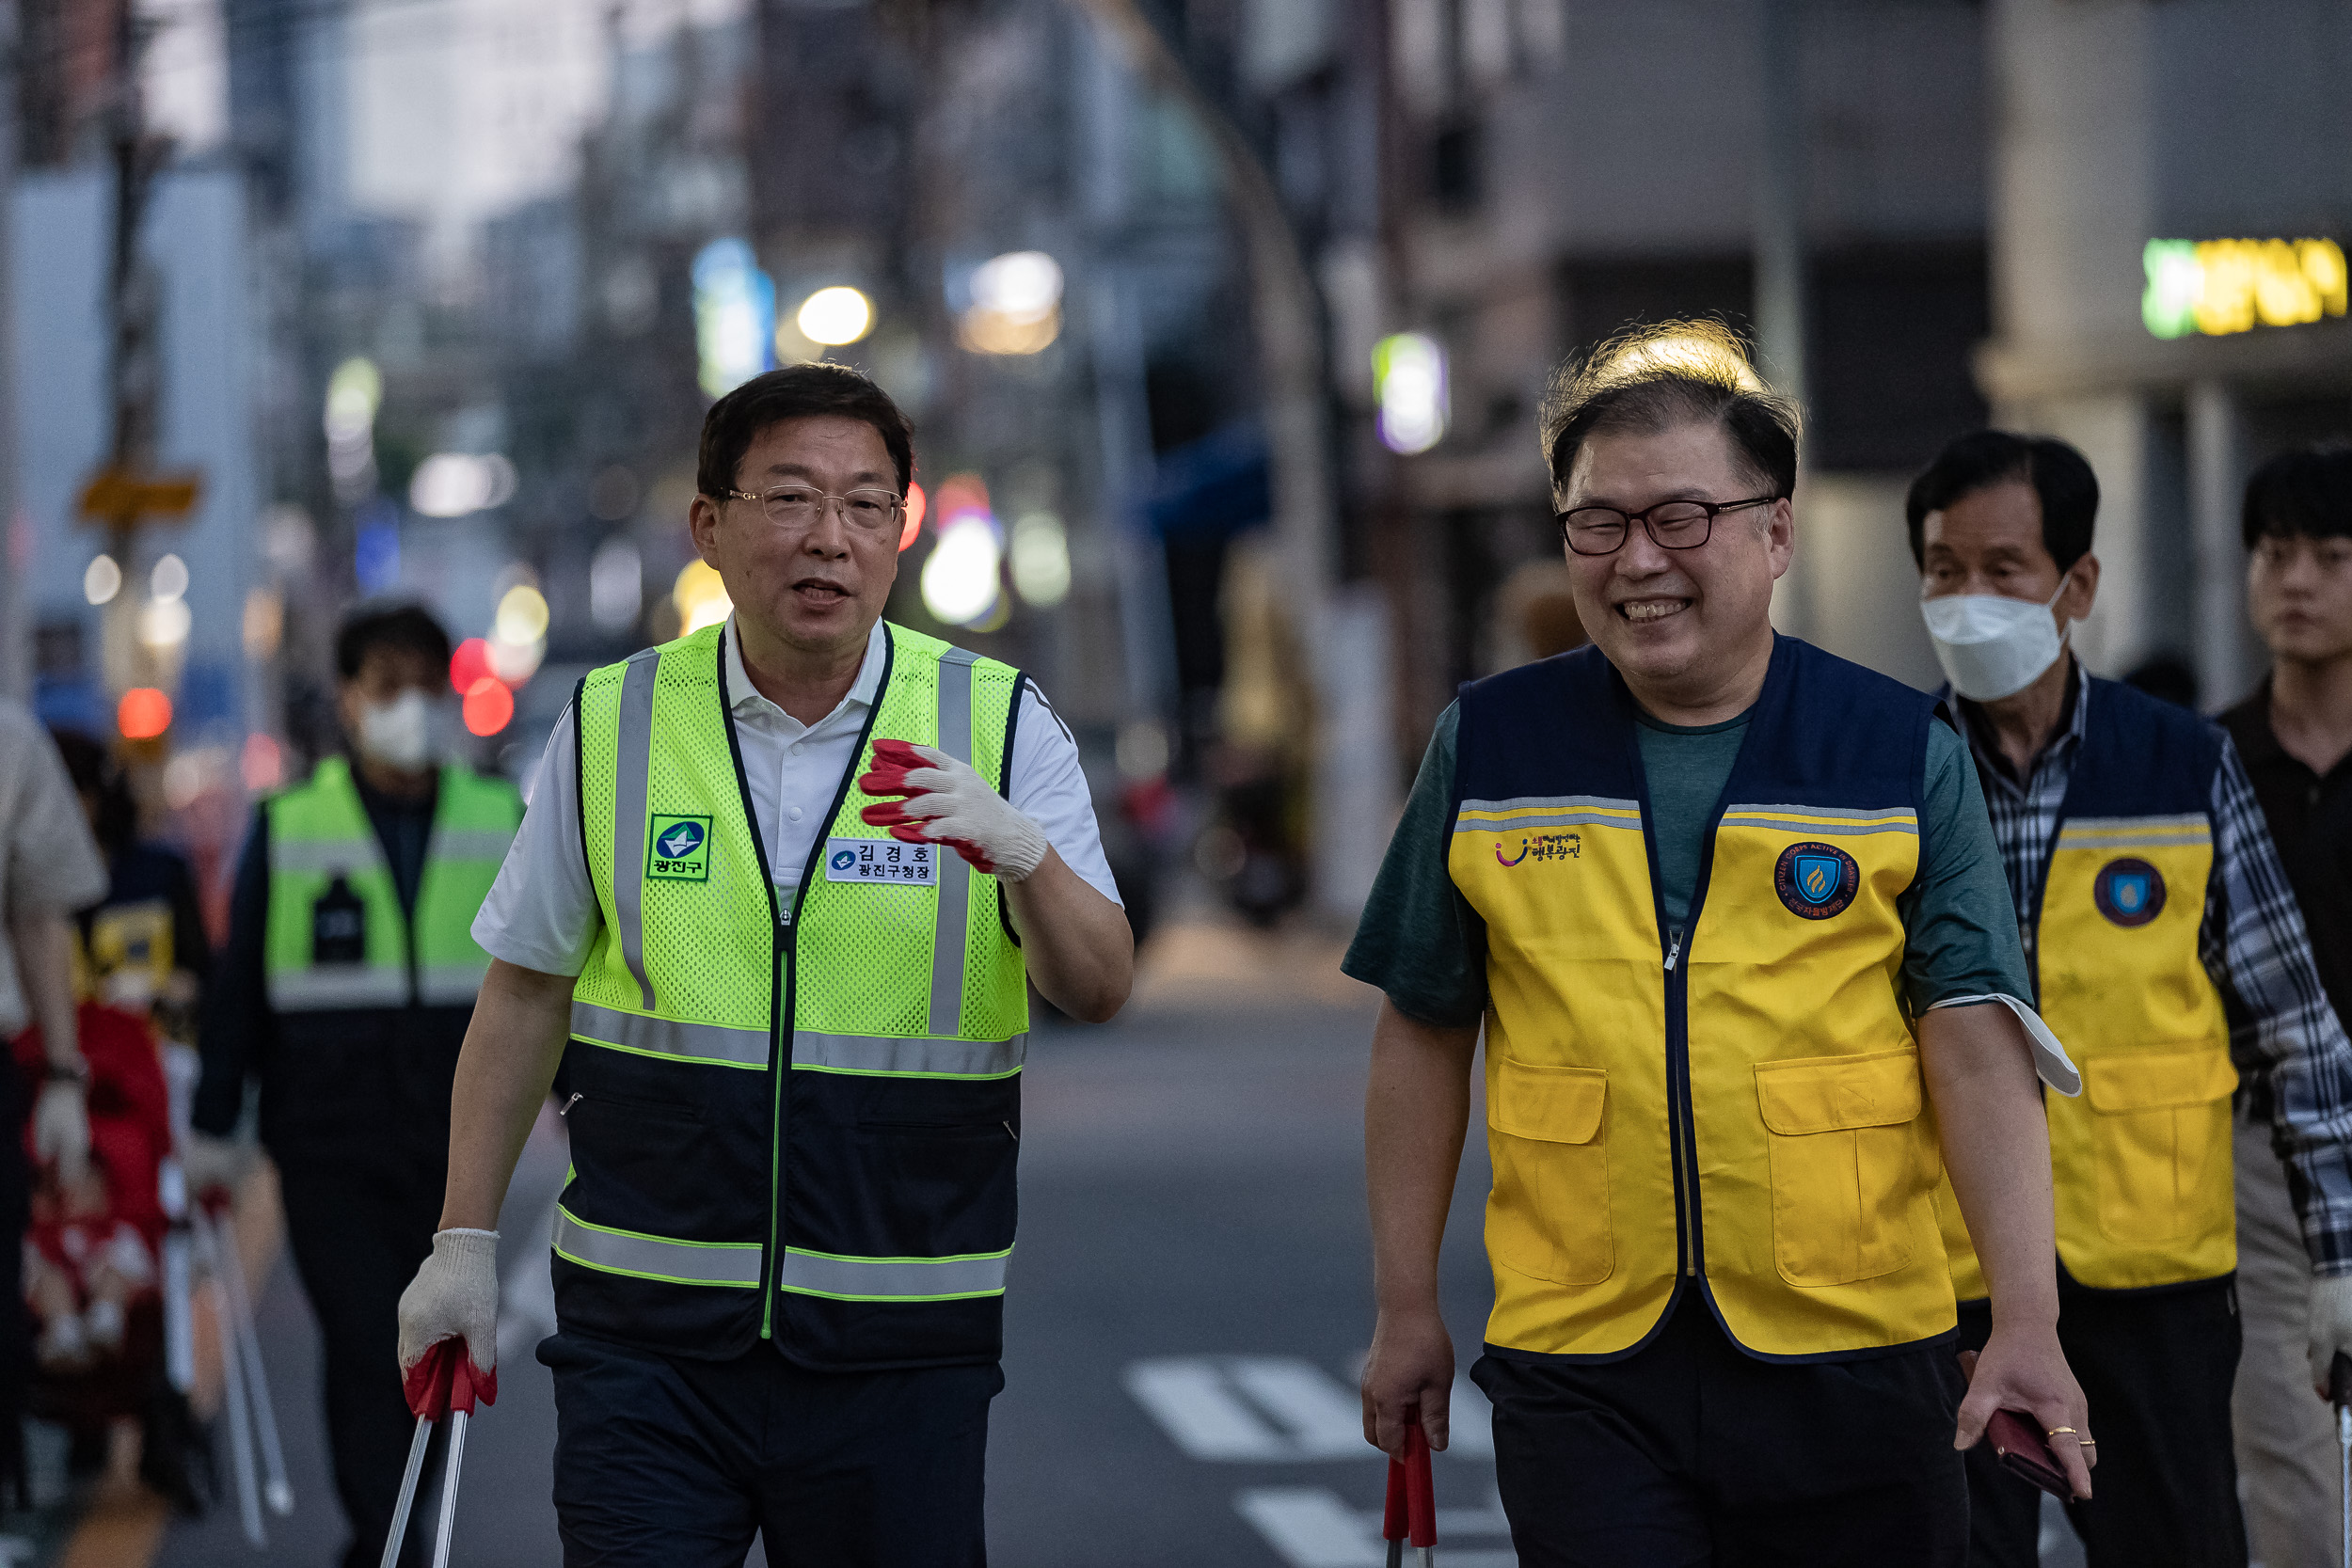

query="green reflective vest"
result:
[262,756,520,1012]
[561,620,1030,1369]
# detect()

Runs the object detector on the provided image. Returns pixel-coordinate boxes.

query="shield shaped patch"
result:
[1773,841,1859,920]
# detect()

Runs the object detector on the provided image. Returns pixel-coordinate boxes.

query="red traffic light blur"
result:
[118,688,172,740]
[462,676,514,736]
[450,637,493,694]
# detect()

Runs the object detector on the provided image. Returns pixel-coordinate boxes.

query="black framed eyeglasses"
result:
[1555,494,1782,556]
[723,484,906,534]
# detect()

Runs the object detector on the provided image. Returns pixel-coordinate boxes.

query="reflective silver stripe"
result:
[793,1030,1025,1077]
[549,1208,762,1287]
[266,966,409,1011]
[2057,814,2209,850]
[1722,803,1920,822]
[569,1001,771,1068]
[1457,795,1640,816]
[426,828,517,862]
[613,649,660,1011]
[1453,810,1644,833]
[268,836,382,875]
[773,1246,1009,1301]
[929,650,977,1038]
[1718,816,1919,838]
[416,963,491,1006]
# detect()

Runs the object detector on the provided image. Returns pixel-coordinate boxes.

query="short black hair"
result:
[1904,430,2099,573]
[336,602,452,682]
[2241,441,2352,549]
[696,362,915,499]
[1539,318,1802,500]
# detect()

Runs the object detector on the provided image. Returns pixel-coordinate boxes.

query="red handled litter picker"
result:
[1382,1415,1438,1568]
[381,1340,495,1568]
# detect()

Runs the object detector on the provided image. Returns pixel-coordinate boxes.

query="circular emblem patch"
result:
[1774,841,1859,920]
[2093,857,2166,927]
[829,848,857,872]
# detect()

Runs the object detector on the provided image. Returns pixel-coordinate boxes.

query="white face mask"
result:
[1920,576,2074,702]
[358,689,438,772]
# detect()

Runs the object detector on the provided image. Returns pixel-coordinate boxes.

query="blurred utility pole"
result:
[0,0,24,699]
[1755,0,1810,633]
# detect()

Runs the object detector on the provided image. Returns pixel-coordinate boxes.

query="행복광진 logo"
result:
[1774,841,1859,919]
[1495,832,1580,866]
[645,814,712,882]
[2093,857,2166,927]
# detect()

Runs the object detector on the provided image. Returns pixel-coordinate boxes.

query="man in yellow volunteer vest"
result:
[191,603,521,1567]
[392,363,1133,1566]
[1347,322,2093,1567]
[1908,430,2352,1568]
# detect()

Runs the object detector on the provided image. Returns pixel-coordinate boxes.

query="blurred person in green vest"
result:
[190,604,522,1568]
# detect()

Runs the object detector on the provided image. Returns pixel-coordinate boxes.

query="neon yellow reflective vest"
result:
[562,620,1030,1369]
[262,755,518,1012]
[1450,639,1957,1361]
[1939,676,2235,1296]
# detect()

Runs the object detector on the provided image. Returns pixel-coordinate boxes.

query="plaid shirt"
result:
[1952,660,2352,1276]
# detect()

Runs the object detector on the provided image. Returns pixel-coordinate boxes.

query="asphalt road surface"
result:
[141,974,2084,1567]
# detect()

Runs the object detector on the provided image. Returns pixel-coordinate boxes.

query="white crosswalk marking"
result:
[1234,1488,1518,1568]
[1123,1355,1494,1463]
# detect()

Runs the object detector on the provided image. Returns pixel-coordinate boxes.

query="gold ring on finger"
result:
[2045,1426,2078,1436]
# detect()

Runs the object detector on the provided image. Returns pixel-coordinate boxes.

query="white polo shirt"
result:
[473,616,1120,979]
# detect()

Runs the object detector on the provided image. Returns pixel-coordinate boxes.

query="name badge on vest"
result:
[311,874,367,965]
[823,836,936,885]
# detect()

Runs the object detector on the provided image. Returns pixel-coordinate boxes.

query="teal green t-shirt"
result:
[1342,699,2032,1027]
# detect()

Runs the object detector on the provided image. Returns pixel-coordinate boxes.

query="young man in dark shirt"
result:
[2218,443,2352,1568]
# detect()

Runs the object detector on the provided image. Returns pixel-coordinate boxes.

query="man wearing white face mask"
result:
[1909,430,2352,1568]
[192,603,521,1568]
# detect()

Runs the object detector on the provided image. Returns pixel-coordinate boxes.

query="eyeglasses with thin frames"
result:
[1555,495,1781,557]
[722,484,906,535]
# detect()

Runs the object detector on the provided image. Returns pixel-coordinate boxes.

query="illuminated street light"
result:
[84,555,121,605]
[151,553,188,602]
[1374,332,1448,455]
[960,251,1063,356]
[1009,513,1071,607]
[797,286,874,346]
[921,518,1004,626]
[410,453,517,517]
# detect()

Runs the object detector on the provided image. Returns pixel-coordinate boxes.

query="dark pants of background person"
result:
[277,1147,444,1568]
[1472,1298,1969,1568]
[1956,1279,2247,1568]
[540,1332,1000,1568]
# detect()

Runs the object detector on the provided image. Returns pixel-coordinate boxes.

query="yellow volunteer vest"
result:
[1450,639,1956,1360]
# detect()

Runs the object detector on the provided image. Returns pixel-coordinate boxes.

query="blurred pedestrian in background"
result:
[2219,443,2352,1568]
[396,363,1130,1566]
[1908,430,2352,1568]
[1350,322,2089,1567]
[0,703,109,1500]
[189,604,522,1568]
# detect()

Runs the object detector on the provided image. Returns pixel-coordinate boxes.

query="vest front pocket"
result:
[1486,1060,1611,1286]
[1755,1049,1924,1288]
[2083,1047,2237,1243]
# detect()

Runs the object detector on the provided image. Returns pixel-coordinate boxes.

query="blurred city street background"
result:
[4,0,2347,1560]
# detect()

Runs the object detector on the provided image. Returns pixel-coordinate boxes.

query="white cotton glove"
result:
[32,1079,90,1180]
[181,1132,253,1201]
[397,1228,501,1389]
[858,738,1050,880]
[2308,1273,2352,1402]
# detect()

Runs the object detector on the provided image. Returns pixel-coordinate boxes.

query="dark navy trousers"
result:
[539,1332,1000,1568]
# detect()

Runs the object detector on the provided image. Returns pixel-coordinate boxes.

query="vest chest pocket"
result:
[2083,1048,2237,1244]
[1486,1061,1611,1286]
[1755,1049,1925,1288]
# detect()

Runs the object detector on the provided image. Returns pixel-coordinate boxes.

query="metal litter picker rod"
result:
[381,1417,433,1568]
[2333,1352,2351,1568]
[1382,1414,1437,1568]
[383,1341,492,1568]
[205,1208,294,1514]
[201,1216,264,1548]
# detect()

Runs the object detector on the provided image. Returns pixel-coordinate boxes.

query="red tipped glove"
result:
[401,1338,496,1421]
[858,738,1048,880]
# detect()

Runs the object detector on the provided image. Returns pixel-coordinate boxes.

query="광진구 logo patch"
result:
[1773,841,1859,920]
[645,814,712,882]
[2093,856,2165,927]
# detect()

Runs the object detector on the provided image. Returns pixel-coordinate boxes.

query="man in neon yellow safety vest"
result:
[192,603,521,1568]
[395,363,1134,1566]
